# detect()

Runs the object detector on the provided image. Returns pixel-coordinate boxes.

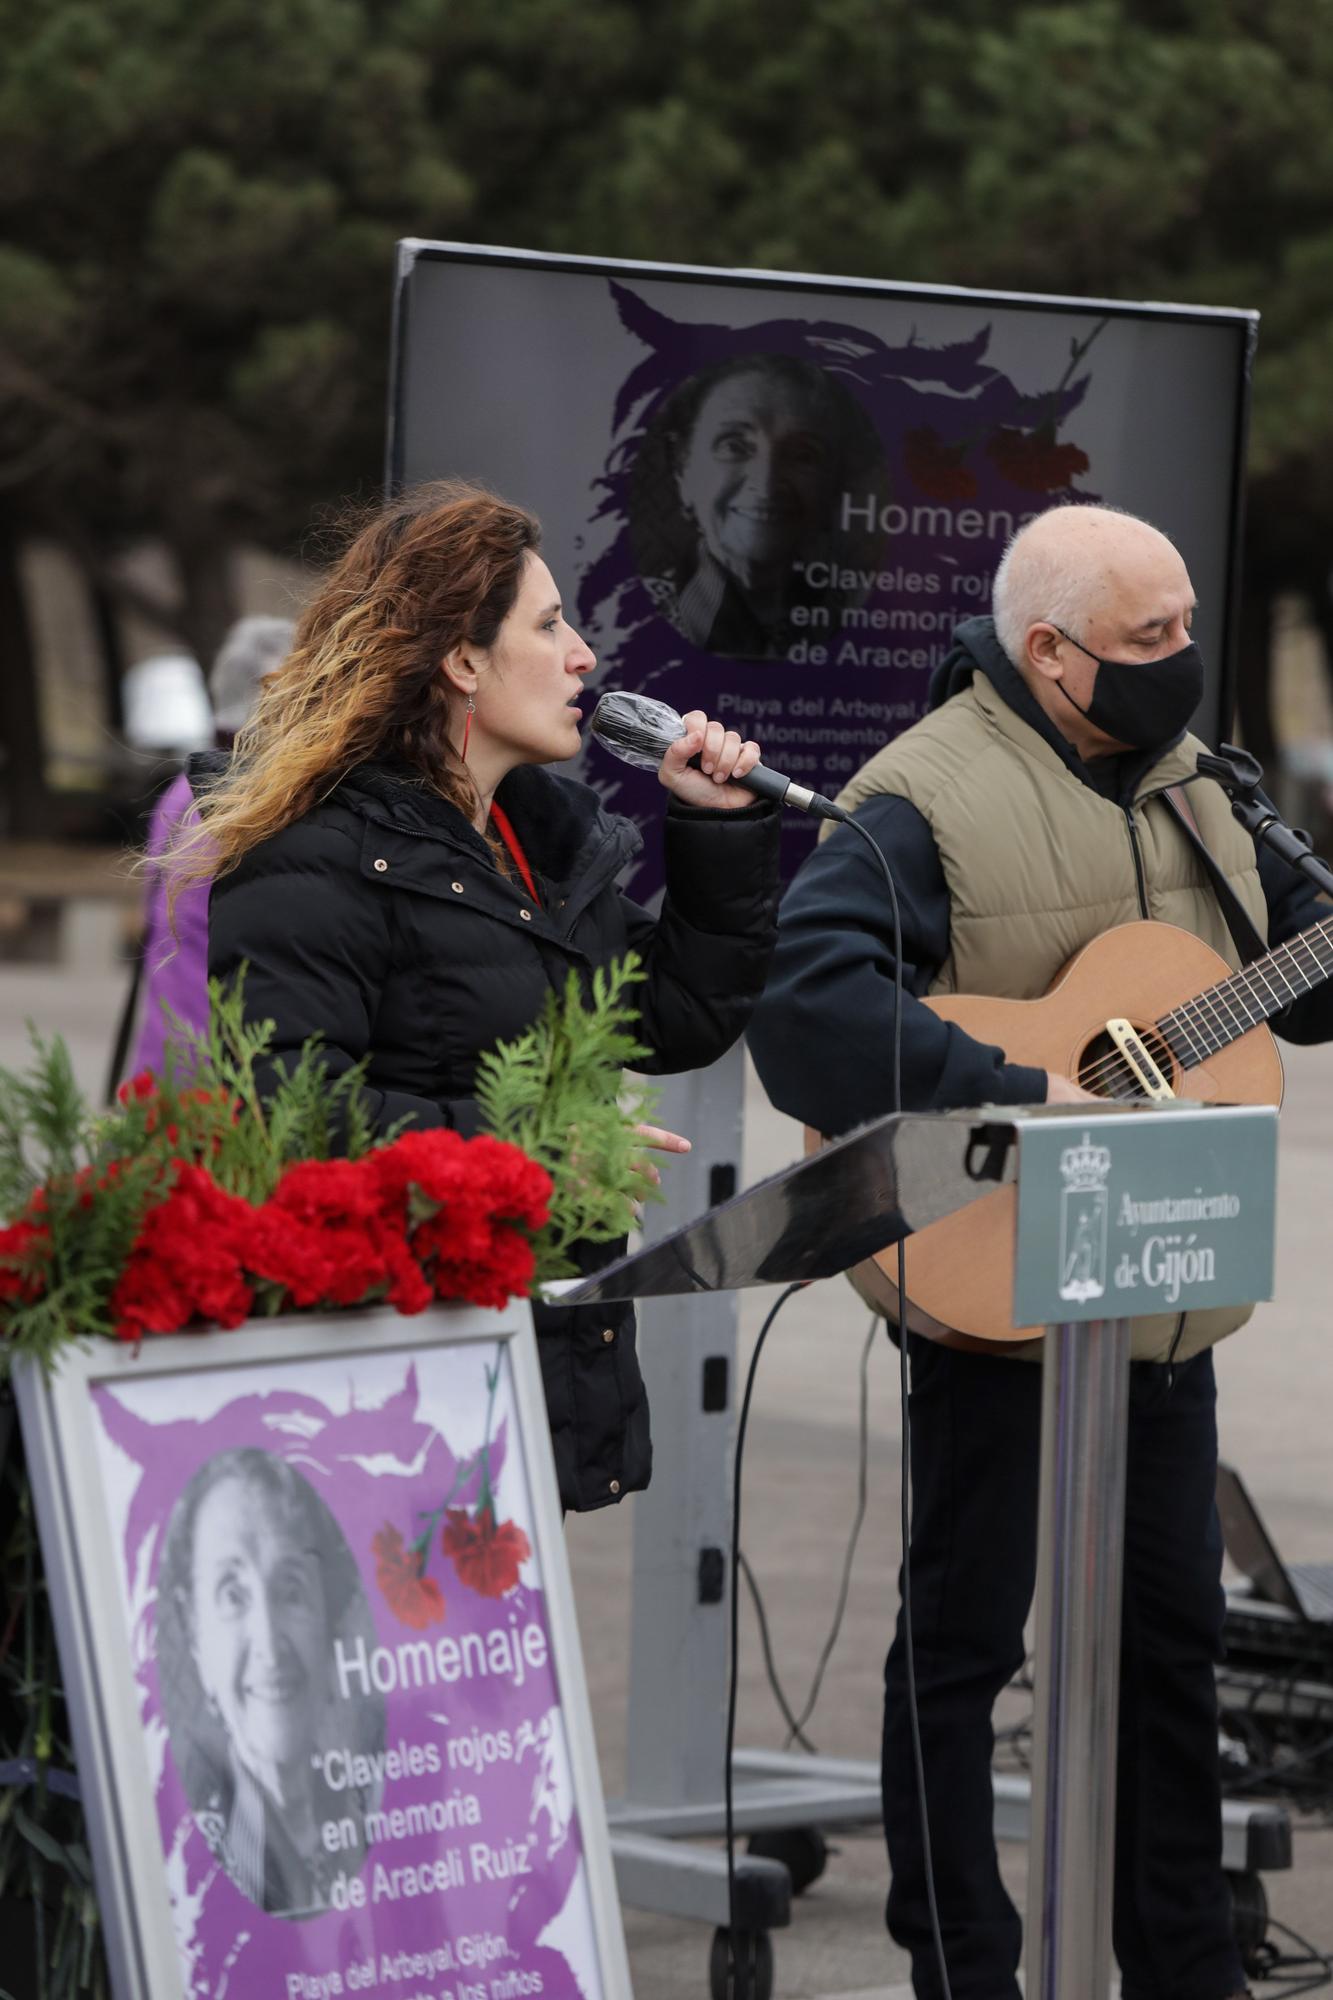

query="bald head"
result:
[991,505,1197,758]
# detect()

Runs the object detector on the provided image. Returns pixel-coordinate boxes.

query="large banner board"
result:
[389,242,1255,893]
[16,1307,631,2000]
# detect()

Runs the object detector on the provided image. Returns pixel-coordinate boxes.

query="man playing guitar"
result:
[749,503,1333,2000]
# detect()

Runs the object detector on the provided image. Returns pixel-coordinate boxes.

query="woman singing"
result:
[178,484,780,1513]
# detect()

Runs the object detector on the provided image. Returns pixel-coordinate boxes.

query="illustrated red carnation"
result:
[984,425,1089,493]
[904,426,978,501]
[373,1524,445,1629]
[109,1164,254,1340]
[0,1218,52,1309]
[442,1506,531,1598]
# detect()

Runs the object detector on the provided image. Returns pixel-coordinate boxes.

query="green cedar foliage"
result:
[0,974,387,1366]
[0,959,664,1356]
[163,970,390,1203]
[474,953,662,1279]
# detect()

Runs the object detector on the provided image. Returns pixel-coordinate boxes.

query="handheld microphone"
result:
[589,690,849,824]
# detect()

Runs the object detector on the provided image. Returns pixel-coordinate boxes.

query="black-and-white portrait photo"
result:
[157,1448,384,1918]
[629,351,889,659]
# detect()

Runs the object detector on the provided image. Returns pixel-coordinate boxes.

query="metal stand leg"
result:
[611,1048,795,1947]
[1027,1317,1132,2000]
[624,1049,742,1810]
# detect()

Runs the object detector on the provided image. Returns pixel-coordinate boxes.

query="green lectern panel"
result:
[1013,1104,1277,1327]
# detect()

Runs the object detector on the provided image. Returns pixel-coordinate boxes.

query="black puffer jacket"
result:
[204,757,780,1513]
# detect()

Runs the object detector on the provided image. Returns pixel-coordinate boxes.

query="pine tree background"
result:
[4,0,1333,814]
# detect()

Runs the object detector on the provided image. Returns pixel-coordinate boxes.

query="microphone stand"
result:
[1197,743,1333,900]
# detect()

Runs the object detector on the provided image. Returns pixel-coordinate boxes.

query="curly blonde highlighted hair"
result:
[168,482,541,907]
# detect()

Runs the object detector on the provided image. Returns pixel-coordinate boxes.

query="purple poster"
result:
[570,281,1098,863]
[392,247,1250,895]
[88,1342,604,1999]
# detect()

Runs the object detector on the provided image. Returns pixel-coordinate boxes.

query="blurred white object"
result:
[209,615,294,734]
[121,652,212,752]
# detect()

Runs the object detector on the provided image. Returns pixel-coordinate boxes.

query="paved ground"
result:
[3,962,1331,2000]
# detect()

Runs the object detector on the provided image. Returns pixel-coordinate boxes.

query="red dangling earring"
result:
[461,693,474,763]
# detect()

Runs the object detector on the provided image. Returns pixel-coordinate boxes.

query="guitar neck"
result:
[1159,912,1333,1067]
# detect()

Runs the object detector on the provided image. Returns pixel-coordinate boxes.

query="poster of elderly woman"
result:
[628,350,890,659]
[15,1307,628,1999]
[155,1447,384,1918]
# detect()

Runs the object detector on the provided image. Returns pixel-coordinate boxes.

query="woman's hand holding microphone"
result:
[656,710,762,811]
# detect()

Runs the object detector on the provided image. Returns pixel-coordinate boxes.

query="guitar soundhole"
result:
[1077,1025,1177,1099]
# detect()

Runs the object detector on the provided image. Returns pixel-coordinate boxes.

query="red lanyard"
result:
[488,801,541,909]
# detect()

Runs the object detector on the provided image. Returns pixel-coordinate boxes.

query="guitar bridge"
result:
[1105,1018,1174,1100]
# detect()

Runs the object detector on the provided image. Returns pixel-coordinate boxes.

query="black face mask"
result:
[1052,628,1204,751]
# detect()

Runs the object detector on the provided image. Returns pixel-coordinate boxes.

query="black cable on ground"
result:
[1223,1727,1333,1806]
[1249,1913,1333,1995]
[1219,1665,1333,1819]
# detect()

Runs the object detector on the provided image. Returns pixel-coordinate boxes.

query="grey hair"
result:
[991,502,1165,666]
[208,615,296,734]
[980,516,1096,664]
[992,538,1087,664]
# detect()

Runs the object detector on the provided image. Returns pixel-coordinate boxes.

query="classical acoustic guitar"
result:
[808,914,1333,1343]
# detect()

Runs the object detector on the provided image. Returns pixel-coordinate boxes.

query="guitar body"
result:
[812,921,1286,1344]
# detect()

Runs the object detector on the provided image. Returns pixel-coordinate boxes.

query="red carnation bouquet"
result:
[0,960,659,1365]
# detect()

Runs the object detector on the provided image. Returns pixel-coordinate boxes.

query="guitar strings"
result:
[1076,973,1284,1094]
[1074,1030,1190,1097]
[1069,942,1329,1095]
[1029,916,1333,1099]
[1164,924,1333,1057]
[1076,1051,1148,1098]
[1075,980,1267,1094]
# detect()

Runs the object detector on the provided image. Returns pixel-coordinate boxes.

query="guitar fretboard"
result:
[1159,913,1333,1067]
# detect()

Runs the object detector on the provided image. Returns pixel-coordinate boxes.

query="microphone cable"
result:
[842,814,954,2000]
[722,811,953,2000]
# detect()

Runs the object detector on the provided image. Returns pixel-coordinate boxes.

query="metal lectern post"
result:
[1027,1317,1132,2000]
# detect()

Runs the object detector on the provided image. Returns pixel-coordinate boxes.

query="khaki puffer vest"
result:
[835,676,1269,1363]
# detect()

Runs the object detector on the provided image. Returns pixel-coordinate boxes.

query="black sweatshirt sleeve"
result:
[1259,841,1333,1046]
[747,792,1046,1136]
[208,823,482,1139]
[617,796,782,1075]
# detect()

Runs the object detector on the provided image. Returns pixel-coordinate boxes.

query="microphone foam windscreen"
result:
[589,691,687,771]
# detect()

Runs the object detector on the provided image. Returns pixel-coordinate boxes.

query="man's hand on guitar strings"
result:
[1045,1070,1100,1105]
